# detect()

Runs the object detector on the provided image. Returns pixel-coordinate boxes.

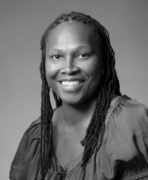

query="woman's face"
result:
[45,21,103,106]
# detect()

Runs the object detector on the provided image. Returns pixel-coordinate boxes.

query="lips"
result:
[58,77,85,83]
[58,78,85,92]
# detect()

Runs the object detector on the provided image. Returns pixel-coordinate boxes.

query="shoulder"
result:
[112,95,147,115]
[105,95,148,162]
[108,95,148,131]
[18,117,41,148]
[18,117,41,154]
[103,96,148,179]
[9,118,41,180]
[26,117,41,139]
[12,116,41,158]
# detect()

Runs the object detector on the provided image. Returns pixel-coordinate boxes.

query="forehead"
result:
[46,21,99,48]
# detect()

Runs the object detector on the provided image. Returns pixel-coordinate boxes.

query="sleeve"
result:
[108,97,148,179]
[9,130,30,180]
[124,101,148,179]
[9,119,40,180]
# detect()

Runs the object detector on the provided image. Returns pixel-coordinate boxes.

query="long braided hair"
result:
[38,11,121,179]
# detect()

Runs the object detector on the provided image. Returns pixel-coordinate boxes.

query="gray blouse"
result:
[10,95,148,180]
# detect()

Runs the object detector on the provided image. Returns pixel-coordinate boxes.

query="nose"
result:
[61,56,79,75]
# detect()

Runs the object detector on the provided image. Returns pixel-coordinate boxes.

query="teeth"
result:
[61,81,79,86]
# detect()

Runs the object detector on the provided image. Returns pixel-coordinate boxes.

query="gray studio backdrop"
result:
[0,0,148,179]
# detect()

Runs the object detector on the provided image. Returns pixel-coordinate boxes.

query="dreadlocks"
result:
[39,11,121,179]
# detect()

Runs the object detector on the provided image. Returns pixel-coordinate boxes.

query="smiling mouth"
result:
[61,81,80,86]
[59,80,84,91]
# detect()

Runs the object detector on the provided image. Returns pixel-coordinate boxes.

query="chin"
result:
[61,95,84,106]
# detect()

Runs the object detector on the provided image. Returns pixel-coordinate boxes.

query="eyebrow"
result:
[46,45,92,54]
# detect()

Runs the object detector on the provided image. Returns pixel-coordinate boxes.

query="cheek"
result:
[45,61,57,86]
[45,72,57,92]
[85,60,103,92]
[83,58,102,79]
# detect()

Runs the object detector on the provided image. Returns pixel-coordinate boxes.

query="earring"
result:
[56,95,60,101]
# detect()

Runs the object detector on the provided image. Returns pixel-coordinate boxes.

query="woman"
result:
[10,12,148,180]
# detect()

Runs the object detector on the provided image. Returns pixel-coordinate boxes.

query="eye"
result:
[77,52,90,60]
[47,54,63,61]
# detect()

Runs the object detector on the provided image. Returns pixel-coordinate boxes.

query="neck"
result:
[60,99,96,129]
